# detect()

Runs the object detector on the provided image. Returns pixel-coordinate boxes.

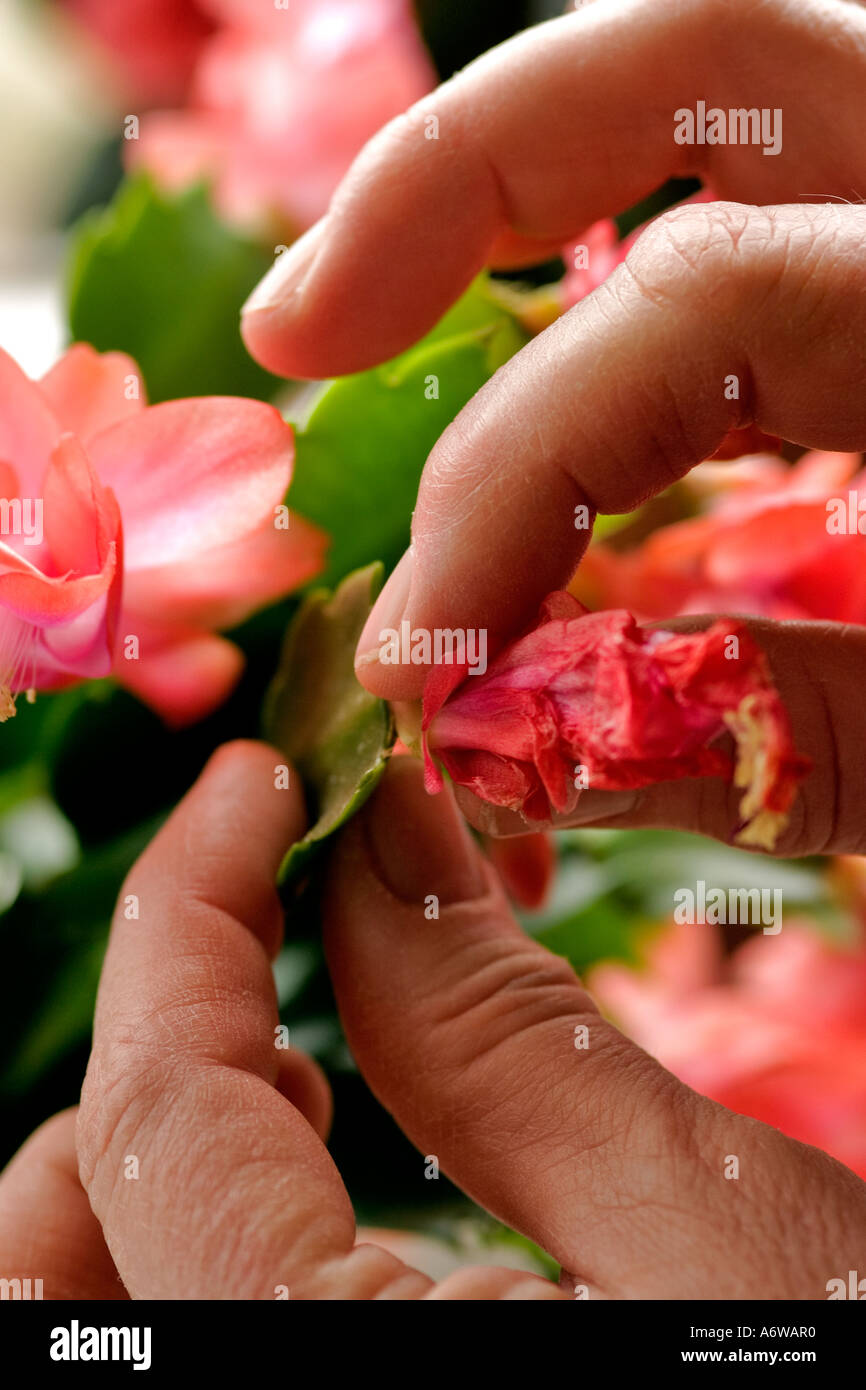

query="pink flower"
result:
[560,188,715,312]
[60,0,216,106]
[422,593,809,851]
[127,0,436,234]
[0,343,325,725]
[589,919,866,1179]
[575,449,866,624]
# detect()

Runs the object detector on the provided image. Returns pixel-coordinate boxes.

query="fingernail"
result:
[242,217,329,316]
[355,548,414,669]
[365,757,486,905]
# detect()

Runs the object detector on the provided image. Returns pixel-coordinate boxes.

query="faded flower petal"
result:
[423,593,809,851]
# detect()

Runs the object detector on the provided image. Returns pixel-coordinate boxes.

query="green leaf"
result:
[532,898,642,976]
[287,278,526,587]
[265,565,394,883]
[66,173,280,402]
[569,828,826,918]
[524,854,641,974]
[592,511,632,540]
[0,817,159,1095]
[1,938,105,1093]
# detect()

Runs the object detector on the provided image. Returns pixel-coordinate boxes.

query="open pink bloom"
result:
[576,449,866,624]
[128,0,436,234]
[423,593,809,850]
[0,343,325,725]
[589,919,866,1179]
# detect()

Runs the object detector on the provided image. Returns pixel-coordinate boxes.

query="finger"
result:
[323,757,866,1298]
[456,616,866,857]
[352,201,866,698]
[241,0,866,377]
[0,1109,126,1300]
[423,1268,569,1301]
[275,1049,333,1142]
[77,741,429,1299]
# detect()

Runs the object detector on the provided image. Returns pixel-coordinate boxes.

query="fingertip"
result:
[203,737,284,778]
[240,218,332,378]
[124,740,305,953]
[275,1050,334,1143]
[354,548,420,696]
[353,654,426,700]
[240,307,321,381]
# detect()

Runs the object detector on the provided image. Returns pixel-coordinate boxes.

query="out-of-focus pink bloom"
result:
[590,919,866,1179]
[560,187,715,311]
[0,343,325,726]
[575,450,866,624]
[60,0,216,106]
[559,215,625,309]
[423,593,809,851]
[128,0,436,234]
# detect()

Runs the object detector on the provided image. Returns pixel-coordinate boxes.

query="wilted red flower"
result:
[589,918,866,1179]
[422,593,809,851]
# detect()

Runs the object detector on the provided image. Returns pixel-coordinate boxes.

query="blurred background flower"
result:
[573,449,866,624]
[58,0,217,106]
[126,0,437,236]
[589,911,866,1179]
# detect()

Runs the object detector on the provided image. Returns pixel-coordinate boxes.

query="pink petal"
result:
[116,632,245,727]
[0,347,61,497]
[86,398,295,570]
[0,467,120,631]
[40,591,115,679]
[40,344,145,444]
[425,596,810,849]
[122,510,327,631]
[42,434,121,579]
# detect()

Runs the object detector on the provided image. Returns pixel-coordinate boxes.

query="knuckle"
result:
[76,1038,186,1209]
[623,202,759,311]
[428,942,590,1070]
[623,201,865,343]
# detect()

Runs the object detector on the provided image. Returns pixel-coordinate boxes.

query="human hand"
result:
[241,0,866,854]
[3,744,865,1299]
[0,743,564,1300]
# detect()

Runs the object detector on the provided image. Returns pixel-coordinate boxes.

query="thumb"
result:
[324,757,866,1299]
